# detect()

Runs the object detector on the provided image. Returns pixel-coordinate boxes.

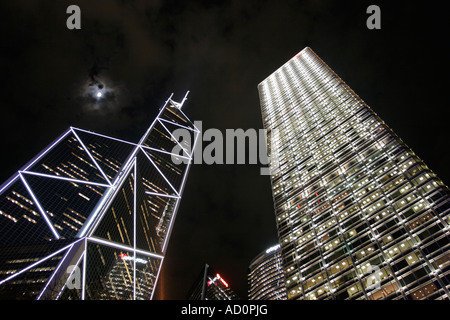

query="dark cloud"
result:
[0,0,449,299]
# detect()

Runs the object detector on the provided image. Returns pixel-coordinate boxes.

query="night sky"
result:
[0,1,449,300]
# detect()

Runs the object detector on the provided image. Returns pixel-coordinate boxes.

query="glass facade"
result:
[258,47,450,300]
[0,94,198,299]
[248,244,287,300]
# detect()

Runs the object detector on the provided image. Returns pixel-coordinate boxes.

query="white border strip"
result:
[145,191,180,199]
[88,236,163,260]
[72,128,112,186]
[139,146,180,197]
[72,127,138,147]
[159,117,199,133]
[140,145,191,161]
[0,240,78,285]
[19,173,60,240]
[157,119,191,158]
[20,170,111,188]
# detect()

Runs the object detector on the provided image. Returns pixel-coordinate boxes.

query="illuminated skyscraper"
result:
[187,264,239,300]
[0,93,199,300]
[248,244,287,300]
[258,47,450,300]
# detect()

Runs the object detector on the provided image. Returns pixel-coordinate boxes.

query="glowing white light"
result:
[97,92,102,98]
[266,244,281,254]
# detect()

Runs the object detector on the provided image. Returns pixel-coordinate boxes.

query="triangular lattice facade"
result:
[0,94,199,300]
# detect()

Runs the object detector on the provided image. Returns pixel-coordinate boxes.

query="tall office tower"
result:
[0,93,198,300]
[248,244,287,300]
[258,47,450,300]
[187,264,239,300]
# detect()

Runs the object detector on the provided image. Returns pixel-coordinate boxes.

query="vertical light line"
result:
[82,238,87,300]
[150,256,165,300]
[85,156,137,238]
[133,160,137,300]
[78,127,141,238]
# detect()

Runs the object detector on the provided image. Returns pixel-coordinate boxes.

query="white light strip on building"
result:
[77,186,113,238]
[139,146,180,197]
[161,126,199,252]
[133,160,137,300]
[158,117,199,133]
[36,238,85,300]
[88,236,164,260]
[265,244,281,254]
[0,240,77,285]
[22,128,73,173]
[20,170,111,188]
[81,238,87,300]
[175,103,201,132]
[0,129,73,196]
[140,144,191,161]
[150,256,164,300]
[55,249,85,300]
[71,128,112,186]
[157,118,192,159]
[137,94,173,146]
[19,172,60,240]
[83,156,137,238]
[72,127,138,146]
[0,174,19,196]
[145,191,180,199]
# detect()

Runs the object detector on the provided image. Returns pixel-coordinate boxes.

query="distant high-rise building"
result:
[0,93,198,300]
[258,47,450,300]
[248,244,287,300]
[187,264,239,300]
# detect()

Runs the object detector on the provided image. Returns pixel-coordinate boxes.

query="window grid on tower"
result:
[259,47,450,300]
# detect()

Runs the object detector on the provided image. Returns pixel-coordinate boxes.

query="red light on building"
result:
[217,274,229,288]
[207,273,229,288]
[219,278,229,288]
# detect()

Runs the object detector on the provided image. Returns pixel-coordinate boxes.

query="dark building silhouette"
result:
[187,264,239,300]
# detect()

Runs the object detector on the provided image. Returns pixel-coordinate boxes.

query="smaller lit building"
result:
[248,244,287,300]
[186,264,239,300]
